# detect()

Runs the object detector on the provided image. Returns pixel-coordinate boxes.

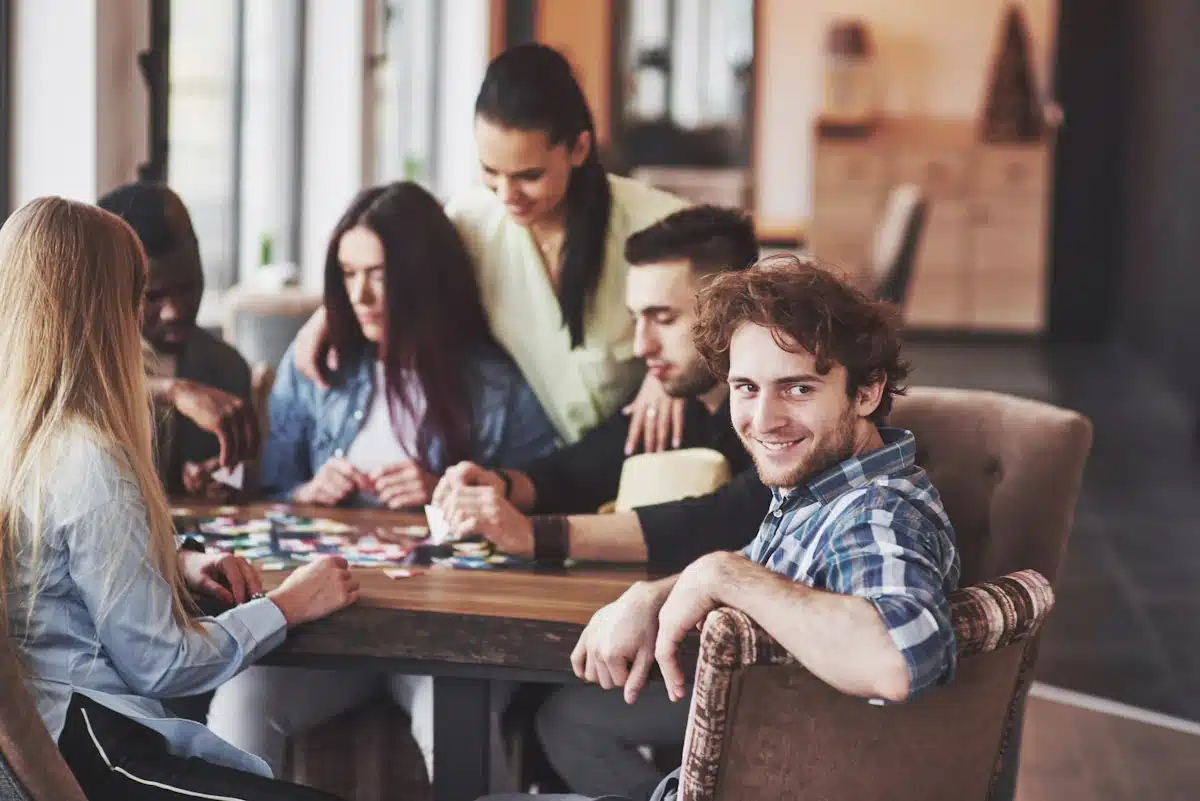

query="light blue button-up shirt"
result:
[6,425,287,777]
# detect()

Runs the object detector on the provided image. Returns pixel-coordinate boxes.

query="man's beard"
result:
[745,405,858,489]
[662,359,718,399]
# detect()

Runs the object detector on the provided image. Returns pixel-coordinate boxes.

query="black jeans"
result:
[57,694,344,801]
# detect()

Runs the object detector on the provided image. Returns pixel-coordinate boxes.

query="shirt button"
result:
[354,409,364,420]
[774,509,783,518]
[334,448,344,458]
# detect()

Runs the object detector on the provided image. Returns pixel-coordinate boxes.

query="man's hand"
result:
[571,578,676,704]
[655,552,729,702]
[623,372,687,455]
[293,458,372,506]
[169,379,260,468]
[178,550,262,605]
[439,484,534,555]
[294,306,335,388]
[431,462,507,507]
[372,461,437,510]
[181,458,238,502]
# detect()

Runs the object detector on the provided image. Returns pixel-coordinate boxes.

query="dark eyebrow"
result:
[480,161,544,177]
[636,305,678,317]
[727,373,824,385]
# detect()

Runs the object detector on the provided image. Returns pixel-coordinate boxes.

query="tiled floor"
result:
[906,340,1200,722]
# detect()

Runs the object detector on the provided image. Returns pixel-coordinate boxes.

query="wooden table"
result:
[177,503,663,800]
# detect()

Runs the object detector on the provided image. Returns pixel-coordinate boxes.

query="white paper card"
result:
[424,504,452,545]
[211,463,245,490]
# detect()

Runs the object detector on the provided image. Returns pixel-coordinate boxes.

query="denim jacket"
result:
[262,343,560,502]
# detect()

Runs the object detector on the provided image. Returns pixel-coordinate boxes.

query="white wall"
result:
[12,0,148,207]
[755,0,1059,229]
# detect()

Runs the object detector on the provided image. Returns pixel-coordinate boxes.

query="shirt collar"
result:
[769,427,917,507]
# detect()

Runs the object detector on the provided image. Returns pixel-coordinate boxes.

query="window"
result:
[167,0,303,292]
[167,0,241,291]
[613,0,756,168]
[371,0,440,190]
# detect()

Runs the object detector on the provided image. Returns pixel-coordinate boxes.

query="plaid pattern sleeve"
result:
[813,495,959,699]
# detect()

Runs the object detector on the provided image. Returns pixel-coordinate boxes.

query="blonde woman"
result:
[0,197,357,801]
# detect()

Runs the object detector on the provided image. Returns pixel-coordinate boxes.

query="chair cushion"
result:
[889,387,1092,585]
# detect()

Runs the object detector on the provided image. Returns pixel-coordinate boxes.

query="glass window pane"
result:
[168,0,239,290]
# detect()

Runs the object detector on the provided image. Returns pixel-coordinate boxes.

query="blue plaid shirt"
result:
[742,427,961,699]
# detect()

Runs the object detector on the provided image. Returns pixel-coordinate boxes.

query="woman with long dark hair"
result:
[259,181,557,508]
[209,182,557,780]
[294,43,690,454]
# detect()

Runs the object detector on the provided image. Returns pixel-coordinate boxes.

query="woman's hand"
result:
[267,556,359,627]
[178,550,262,605]
[371,461,438,510]
[293,458,372,506]
[623,372,687,455]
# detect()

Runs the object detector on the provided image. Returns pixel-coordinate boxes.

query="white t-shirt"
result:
[344,361,426,475]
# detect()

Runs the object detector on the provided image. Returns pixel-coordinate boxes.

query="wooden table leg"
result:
[433,676,492,801]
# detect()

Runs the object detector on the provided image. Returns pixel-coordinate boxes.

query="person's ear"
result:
[568,131,592,168]
[854,378,886,419]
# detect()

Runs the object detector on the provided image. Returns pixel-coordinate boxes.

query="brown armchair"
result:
[0,636,87,801]
[677,387,1093,801]
[680,571,1053,801]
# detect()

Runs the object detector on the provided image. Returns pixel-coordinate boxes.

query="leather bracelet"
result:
[531,514,569,567]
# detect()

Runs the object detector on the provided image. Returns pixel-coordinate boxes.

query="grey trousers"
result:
[534,682,690,797]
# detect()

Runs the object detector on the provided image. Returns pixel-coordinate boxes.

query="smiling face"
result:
[338,225,386,343]
[728,322,882,488]
[474,116,589,228]
[626,259,716,398]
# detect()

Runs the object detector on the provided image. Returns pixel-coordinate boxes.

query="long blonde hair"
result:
[0,196,196,632]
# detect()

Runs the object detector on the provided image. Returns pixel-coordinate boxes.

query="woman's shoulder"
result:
[607,174,689,224]
[444,186,506,235]
[38,424,130,521]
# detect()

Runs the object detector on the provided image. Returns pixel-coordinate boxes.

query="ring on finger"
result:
[646,408,658,419]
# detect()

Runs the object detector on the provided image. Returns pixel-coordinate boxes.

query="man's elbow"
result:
[871,652,912,703]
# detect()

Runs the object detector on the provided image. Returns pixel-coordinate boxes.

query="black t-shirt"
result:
[521,397,772,573]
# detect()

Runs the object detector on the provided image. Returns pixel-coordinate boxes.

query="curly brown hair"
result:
[692,253,910,425]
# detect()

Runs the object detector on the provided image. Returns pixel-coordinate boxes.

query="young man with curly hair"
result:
[481,254,962,801]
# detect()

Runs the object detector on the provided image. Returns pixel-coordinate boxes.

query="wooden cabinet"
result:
[810,119,1054,333]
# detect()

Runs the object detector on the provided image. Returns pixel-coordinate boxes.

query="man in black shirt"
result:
[432,205,771,575]
[432,205,771,796]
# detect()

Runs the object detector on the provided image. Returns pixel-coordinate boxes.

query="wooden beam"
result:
[535,0,612,144]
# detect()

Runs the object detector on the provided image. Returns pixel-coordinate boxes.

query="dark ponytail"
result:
[475,43,612,349]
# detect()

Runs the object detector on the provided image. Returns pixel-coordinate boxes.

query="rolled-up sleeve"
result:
[67,482,287,700]
[815,509,956,699]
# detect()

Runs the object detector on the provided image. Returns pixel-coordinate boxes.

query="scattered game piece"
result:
[211,463,245,490]
[384,568,415,579]
[393,524,429,538]
[259,561,289,572]
[216,506,239,516]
